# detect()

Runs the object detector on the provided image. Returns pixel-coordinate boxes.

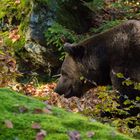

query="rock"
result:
[24,0,92,75]
[56,0,92,33]
[24,1,60,72]
[24,41,47,66]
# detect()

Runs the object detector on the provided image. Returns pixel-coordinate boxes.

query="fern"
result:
[45,22,78,60]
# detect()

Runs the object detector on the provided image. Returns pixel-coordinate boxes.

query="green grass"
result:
[0,88,135,140]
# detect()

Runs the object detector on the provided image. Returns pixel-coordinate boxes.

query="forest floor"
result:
[0,88,136,140]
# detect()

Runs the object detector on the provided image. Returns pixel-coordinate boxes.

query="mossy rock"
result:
[0,88,135,140]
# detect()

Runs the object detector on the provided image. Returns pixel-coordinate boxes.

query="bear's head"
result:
[55,43,98,98]
[55,43,110,98]
[54,55,83,98]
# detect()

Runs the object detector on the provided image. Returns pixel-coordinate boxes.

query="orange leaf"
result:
[36,130,47,140]
[32,123,41,129]
[15,0,20,4]
[4,120,13,128]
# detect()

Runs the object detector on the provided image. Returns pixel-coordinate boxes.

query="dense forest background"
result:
[0,0,140,139]
[1,0,140,83]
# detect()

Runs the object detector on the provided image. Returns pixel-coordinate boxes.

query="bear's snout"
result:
[54,86,63,95]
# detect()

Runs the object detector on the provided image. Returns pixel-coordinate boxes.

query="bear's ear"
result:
[64,42,85,58]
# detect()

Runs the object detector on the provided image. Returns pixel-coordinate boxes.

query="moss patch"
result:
[0,88,135,140]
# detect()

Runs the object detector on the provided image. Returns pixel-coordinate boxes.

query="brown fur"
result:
[55,20,140,109]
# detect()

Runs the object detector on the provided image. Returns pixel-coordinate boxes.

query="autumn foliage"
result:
[8,28,20,43]
[0,45,18,87]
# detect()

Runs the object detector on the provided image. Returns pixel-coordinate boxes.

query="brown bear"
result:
[55,20,140,114]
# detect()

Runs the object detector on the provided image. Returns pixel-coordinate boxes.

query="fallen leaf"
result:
[73,108,79,113]
[33,108,43,114]
[32,123,41,129]
[11,35,20,43]
[4,120,13,128]
[46,104,52,111]
[18,106,28,113]
[0,38,3,46]
[68,131,81,140]
[8,28,20,43]
[43,108,52,114]
[15,0,20,4]
[36,130,47,140]
[87,131,95,138]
